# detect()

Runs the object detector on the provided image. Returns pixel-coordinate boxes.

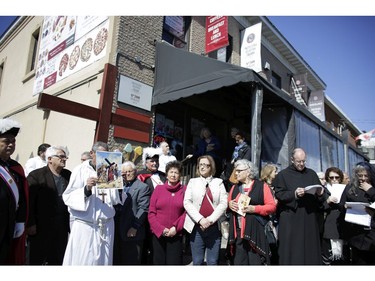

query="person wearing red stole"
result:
[227,159,276,265]
[137,147,166,264]
[0,118,28,265]
[183,155,227,265]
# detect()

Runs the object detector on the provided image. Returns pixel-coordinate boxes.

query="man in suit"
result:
[26,145,71,265]
[113,161,151,265]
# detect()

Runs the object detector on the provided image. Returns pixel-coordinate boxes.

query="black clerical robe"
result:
[274,165,328,265]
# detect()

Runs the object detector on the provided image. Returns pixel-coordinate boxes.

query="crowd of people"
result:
[1,118,375,266]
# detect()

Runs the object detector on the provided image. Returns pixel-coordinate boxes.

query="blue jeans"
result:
[190,223,221,265]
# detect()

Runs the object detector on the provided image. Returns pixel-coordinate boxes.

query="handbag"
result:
[264,221,277,245]
[255,215,277,245]
[204,183,229,239]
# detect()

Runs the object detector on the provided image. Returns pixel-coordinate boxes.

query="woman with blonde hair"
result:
[260,163,278,188]
[259,163,279,264]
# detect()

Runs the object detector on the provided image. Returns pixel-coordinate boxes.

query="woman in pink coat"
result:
[148,160,186,265]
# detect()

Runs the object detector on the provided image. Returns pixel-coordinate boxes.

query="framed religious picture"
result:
[96,151,123,189]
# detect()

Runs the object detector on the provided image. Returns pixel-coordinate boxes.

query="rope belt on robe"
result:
[74,217,111,241]
[74,217,112,260]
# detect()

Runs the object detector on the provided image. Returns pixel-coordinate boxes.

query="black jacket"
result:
[27,165,71,265]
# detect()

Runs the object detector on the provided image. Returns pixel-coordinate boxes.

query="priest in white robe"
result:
[62,142,121,265]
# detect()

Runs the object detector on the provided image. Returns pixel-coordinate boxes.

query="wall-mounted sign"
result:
[240,22,262,72]
[33,16,109,95]
[118,75,153,111]
[205,16,228,54]
[308,90,326,122]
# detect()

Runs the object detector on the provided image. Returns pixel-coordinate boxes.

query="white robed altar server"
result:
[62,142,121,265]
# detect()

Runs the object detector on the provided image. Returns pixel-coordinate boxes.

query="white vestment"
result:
[62,160,121,265]
[158,154,176,173]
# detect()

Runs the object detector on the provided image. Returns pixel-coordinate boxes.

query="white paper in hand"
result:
[345,202,371,227]
[304,184,322,194]
[327,184,346,202]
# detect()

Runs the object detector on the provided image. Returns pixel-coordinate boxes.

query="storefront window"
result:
[295,110,321,172]
[162,16,191,49]
[320,129,339,172]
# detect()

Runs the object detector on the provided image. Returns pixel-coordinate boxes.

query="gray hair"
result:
[81,151,91,159]
[122,161,136,170]
[234,159,258,179]
[45,145,69,158]
[91,141,108,152]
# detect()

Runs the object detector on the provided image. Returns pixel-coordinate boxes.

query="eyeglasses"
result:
[52,155,68,160]
[329,176,340,180]
[357,174,369,178]
[199,163,211,168]
[235,168,248,173]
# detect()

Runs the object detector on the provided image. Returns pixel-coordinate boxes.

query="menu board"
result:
[33,16,109,95]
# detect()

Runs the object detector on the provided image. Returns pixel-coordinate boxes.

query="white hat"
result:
[142,147,162,166]
[0,118,21,136]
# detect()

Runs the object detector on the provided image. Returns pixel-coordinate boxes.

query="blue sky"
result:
[269,16,375,133]
[0,16,17,37]
[1,15,374,133]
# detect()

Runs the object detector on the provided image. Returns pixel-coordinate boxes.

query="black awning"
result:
[152,42,268,106]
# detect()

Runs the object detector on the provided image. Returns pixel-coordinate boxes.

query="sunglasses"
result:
[52,154,68,160]
[329,176,340,180]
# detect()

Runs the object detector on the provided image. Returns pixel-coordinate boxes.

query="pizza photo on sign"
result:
[69,45,80,70]
[94,27,108,56]
[59,53,69,76]
[80,38,93,62]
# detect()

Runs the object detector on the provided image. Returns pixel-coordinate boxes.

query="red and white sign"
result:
[205,16,228,54]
